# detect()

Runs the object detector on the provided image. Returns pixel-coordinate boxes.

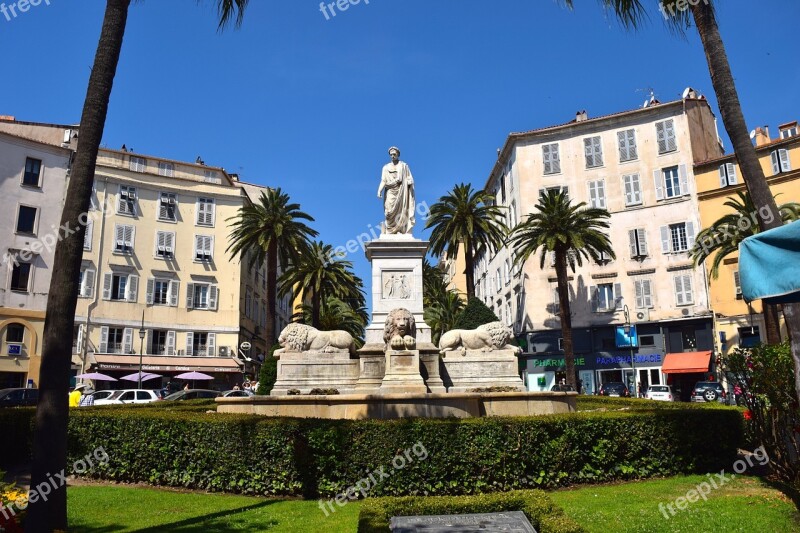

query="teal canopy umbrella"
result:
[739,221,800,304]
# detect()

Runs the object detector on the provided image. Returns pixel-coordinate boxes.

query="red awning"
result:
[661,351,712,374]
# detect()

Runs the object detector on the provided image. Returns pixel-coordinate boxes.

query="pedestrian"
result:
[233,384,241,391]
[69,384,86,407]
[79,388,95,407]
[183,383,190,391]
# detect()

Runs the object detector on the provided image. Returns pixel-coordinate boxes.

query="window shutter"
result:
[654,170,664,201]
[685,221,696,249]
[597,179,606,208]
[584,138,594,167]
[629,230,638,258]
[102,273,113,300]
[623,175,633,205]
[679,164,689,196]
[588,181,596,207]
[127,225,135,250]
[660,226,671,254]
[76,325,85,354]
[643,280,653,308]
[127,275,139,303]
[719,165,728,188]
[779,149,791,172]
[186,283,195,309]
[627,129,637,160]
[771,151,781,174]
[146,278,155,305]
[635,280,644,309]
[123,328,133,354]
[165,232,175,255]
[726,163,737,185]
[99,326,109,353]
[542,145,551,174]
[674,276,684,306]
[637,228,648,256]
[144,329,151,356]
[207,333,216,357]
[734,271,742,296]
[656,122,667,153]
[115,225,125,251]
[166,330,176,356]
[590,285,598,313]
[84,219,93,250]
[83,269,96,298]
[683,275,694,304]
[617,131,628,161]
[631,174,641,204]
[614,283,623,310]
[666,120,677,151]
[159,196,168,220]
[185,332,194,356]
[552,144,560,173]
[169,280,180,307]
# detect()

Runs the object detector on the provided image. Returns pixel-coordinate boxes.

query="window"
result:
[655,119,677,154]
[158,161,174,177]
[149,330,176,356]
[622,174,642,206]
[129,156,147,173]
[187,283,218,310]
[187,332,216,357]
[584,136,603,168]
[203,170,220,184]
[197,198,215,226]
[593,283,622,312]
[117,185,137,215]
[158,193,177,221]
[146,278,179,306]
[6,324,24,343]
[771,149,791,174]
[628,228,648,258]
[718,163,737,187]
[10,263,31,292]
[542,143,561,174]
[78,267,96,298]
[680,326,697,351]
[552,287,560,315]
[155,231,175,258]
[655,165,688,200]
[539,186,569,200]
[634,279,653,309]
[587,179,606,208]
[509,201,517,227]
[83,219,93,251]
[495,268,502,293]
[194,235,214,262]
[780,127,798,139]
[245,287,253,318]
[639,335,655,347]
[739,326,761,348]
[733,270,744,300]
[505,301,513,326]
[23,157,42,187]
[114,224,135,254]
[674,274,694,306]
[102,272,138,302]
[661,222,695,253]
[99,326,133,355]
[504,260,511,285]
[16,205,37,234]
[617,129,637,162]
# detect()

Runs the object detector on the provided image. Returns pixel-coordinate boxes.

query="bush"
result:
[61,407,742,498]
[357,490,583,533]
[256,343,281,395]
[453,297,499,330]
[309,388,339,395]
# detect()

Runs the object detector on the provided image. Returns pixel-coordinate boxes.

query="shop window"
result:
[6,324,24,343]
[738,326,761,348]
[681,326,697,352]
[639,335,655,347]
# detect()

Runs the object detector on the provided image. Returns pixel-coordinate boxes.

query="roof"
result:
[694,134,800,168]
[0,129,73,154]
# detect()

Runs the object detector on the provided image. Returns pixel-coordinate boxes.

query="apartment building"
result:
[481,91,724,399]
[694,120,800,356]
[0,124,74,387]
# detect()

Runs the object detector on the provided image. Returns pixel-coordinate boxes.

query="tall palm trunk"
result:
[691,3,800,403]
[26,2,130,530]
[763,303,782,345]
[311,286,321,329]
[555,248,576,388]
[265,241,278,346]
[464,242,475,300]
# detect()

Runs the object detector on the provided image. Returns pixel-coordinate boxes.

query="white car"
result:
[94,389,162,405]
[645,385,674,402]
[222,390,254,398]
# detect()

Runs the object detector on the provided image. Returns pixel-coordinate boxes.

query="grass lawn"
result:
[67,485,360,533]
[550,474,800,532]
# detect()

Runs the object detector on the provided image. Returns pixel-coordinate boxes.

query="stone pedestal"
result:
[441,349,525,393]
[379,350,427,395]
[364,235,431,345]
[420,353,446,393]
[271,351,359,395]
[355,344,385,392]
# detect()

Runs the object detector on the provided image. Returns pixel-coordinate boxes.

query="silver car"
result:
[645,385,674,402]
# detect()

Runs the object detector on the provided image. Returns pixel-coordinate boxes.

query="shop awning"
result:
[91,355,242,373]
[661,351,712,374]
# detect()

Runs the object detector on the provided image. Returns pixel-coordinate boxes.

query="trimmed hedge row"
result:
[357,490,583,533]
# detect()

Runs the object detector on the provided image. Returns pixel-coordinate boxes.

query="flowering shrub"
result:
[0,475,26,532]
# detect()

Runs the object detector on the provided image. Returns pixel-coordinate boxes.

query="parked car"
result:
[690,381,727,403]
[94,389,162,405]
[598,382,630,397]
[163,389,221,401]
[550,384,575,392]
[222,389,255,398]
[645,385,674,402]
[0,388,38,407]
[85,390,114,402]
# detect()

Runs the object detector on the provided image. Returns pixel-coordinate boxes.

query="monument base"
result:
[271,351,359,395]
[379,349,427,395]
[442,349,525,393]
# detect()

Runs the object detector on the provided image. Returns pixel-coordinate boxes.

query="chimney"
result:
[754,126,771,147]
[229,173,240,182]
[575,110,588,122]
[0,115,15,121]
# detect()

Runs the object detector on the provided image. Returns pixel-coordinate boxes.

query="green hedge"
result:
[62,408,742,497]
[357,490,583,533]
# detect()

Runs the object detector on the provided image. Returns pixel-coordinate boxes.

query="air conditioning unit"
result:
[635,309,650,322]
[681,308,690,316]
[219,346,229,357]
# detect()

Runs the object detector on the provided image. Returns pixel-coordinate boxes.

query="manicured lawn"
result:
[550,475,800,532]
[67,485,360,533]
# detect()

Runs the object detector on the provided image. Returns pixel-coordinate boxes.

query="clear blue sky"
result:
[2,0,798,292]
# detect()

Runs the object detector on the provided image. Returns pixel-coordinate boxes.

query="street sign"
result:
[240,342,252,352]
[7,344,21,356]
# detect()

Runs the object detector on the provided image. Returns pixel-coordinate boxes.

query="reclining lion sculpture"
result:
[274,323,356,356]
[439,321,522,356]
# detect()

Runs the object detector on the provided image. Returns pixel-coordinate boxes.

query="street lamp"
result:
[622,305,636,398]
[137,311,146,390]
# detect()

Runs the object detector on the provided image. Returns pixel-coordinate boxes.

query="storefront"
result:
[90,354,243,390]
[661,351,714,402]
[524,355,591,393]
[594,353,665,397]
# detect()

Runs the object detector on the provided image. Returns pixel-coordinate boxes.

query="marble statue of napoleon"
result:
[377,146,415,234]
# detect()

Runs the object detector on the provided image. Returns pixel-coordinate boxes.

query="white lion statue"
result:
[384,308,416,350]
[274,323,356,356]
[438,321,522,356]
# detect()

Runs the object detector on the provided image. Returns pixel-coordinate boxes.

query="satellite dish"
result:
[643,99,650,108]
[682,87,692,99]
[749,130,757,140]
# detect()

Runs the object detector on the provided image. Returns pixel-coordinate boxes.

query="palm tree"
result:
[279,242,365,329]
[295,297,369,347]
[563,0,800,408]
[422,258,451,307]
[426,183,509,300]
[424,291,466,345]
[691,192,800,344]
[27,2,250,529]
[227,188,318,346]
[509,190,614,388]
